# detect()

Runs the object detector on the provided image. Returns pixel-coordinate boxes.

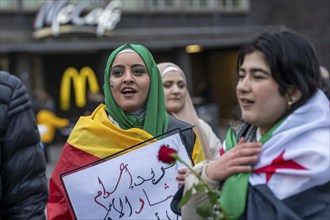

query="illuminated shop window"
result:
[0,0,18,11]
[119,0,142,10]
[0,0,106,12]
[121,0,250,12]
[0,0,249,13]
[22,0,44,11]
[0,57,10,72]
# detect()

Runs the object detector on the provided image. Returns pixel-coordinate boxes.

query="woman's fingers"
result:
[231,144,261,159]
[178,168,188,175]
[176,168,187,181]
[176,174,186,187]
[176,174,186,181]
[206,141,262,181]
[231,154,259,166]
[228,164,253,173]
[176,168,188,187]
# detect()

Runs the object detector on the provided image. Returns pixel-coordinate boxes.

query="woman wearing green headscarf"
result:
[47,43,205,220]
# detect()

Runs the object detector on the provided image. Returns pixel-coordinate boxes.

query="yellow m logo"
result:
[60,66,100,111]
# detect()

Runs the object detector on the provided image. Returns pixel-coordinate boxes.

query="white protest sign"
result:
[61,132,190,219]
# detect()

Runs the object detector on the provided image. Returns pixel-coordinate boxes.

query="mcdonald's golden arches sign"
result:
[60,66,100,111]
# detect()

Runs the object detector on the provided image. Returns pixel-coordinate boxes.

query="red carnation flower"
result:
[157,145,177,164]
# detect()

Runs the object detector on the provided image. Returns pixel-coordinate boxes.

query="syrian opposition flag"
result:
[250,90,329,194]
[249,91,329,219]
[47,104,154,220]
[222,90,330,219]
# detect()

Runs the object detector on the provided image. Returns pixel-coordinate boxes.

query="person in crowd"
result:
[32,89,56,113]
[84,91,105,115]
[180,30,329,219]
[158,62,222,160]
[33,89,70,162]
[196,80,214,104]
[36,107,70,162]
[0,71,48,219]
[47,44,206,219]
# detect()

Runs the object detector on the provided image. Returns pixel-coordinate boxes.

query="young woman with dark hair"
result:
[180,29,329,220]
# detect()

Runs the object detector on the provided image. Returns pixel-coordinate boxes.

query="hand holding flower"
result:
[157,145,223,219]
[157,139,262,220]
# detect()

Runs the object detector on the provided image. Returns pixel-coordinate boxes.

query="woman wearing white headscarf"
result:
[158,62,222,160]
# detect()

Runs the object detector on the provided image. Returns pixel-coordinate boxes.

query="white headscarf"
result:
[158,62,212,159]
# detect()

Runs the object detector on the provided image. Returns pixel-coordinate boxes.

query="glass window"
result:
[17,0,106,11]
[0,0,19,11]
[149,0,176,10]
[120,0,250,12]
[120,0,143,11]
[1,0,249,13]
[0,56,10,72]
[22,0,44,11]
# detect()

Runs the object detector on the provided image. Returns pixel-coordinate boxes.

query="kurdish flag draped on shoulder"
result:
[47,104,155,219]
[47,104,205,219]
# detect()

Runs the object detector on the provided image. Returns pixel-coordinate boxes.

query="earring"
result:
[288,97,296,109]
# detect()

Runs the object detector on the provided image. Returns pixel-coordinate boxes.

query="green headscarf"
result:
[104,43,168,137]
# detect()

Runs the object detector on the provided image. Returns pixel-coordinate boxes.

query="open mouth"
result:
[240,98,254,107]
[241,98,254,104]
[122,88,136,94]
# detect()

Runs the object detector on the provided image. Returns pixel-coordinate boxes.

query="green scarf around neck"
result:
[220,119,284,220]
[103,43,168,136]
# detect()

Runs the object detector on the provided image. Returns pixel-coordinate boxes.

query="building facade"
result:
[1,0,329,131]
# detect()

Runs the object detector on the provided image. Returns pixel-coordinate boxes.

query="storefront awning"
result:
[0,25,285,53]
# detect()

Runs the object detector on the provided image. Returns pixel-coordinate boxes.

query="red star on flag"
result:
[254,150,308,183]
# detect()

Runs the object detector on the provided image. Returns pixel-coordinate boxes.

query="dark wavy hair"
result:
[237,29,321,114]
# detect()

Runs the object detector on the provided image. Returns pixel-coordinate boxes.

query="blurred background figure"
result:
[320,66,330,99]
[32,89,70,162]
[32,89,55,113]
[196,80,214,104]
[0,71,48,219]
[158,62,222,160]
[84,91,104,115]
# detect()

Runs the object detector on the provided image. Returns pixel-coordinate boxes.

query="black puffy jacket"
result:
[0,71,48,219]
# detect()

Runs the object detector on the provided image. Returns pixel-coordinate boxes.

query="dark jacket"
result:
[0,71,48,219]
[167,115,196,161]
[167,115,198,215]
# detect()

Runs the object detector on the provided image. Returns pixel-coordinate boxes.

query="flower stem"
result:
[172,154,213,192]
